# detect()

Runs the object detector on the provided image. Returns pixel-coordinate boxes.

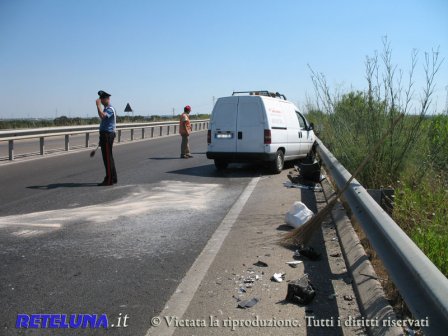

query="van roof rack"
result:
[232,91,287,100]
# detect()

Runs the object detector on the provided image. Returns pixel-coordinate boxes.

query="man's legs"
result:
[181,135,188,158]
[108,133,117,183]
[99,132,117,185]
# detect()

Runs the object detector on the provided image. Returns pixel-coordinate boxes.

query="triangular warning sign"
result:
[124,103,133,112]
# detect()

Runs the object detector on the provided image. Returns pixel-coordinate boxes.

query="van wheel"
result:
[214,160,228,170]
[270,150,284,174]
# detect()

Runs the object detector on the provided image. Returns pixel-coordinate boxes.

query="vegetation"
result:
[306,38,447,276]
[0,114,211,129]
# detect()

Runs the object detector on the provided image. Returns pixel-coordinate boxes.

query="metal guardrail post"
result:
[159,126,163,136]
[40,137,45,155]
[315,138,448,335]
[174,125,177,134]
[8,140,14,160]
[64,135,69,151]
[117,130,121,143]
[151,127,154,138]
[142,128,145,139]
[130,129,134,141]
[167,125,170,135]
[85,133,90,148]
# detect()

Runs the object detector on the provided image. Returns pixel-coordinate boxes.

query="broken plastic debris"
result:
[286,260,303,268]
[285,274,316,305]
[253,261,268,267]
[295,246,321,261]
[330,252,341,257]
[284,181,323,192]
[271,273,285,283]
[237,297,259,309]
[343,295,354,301]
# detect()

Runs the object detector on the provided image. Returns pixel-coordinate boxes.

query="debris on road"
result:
[343,295,354,301]
[253,261,268,267]
[285,202,314,229]
[271,273,286,283]
[283,181,323,192]
[330,252,341,257]
[285,274,316,305]
[294,246,321,261]
[237,297,260,309]
[286,260,303,268]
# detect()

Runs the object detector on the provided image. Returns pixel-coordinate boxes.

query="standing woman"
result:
[96,90,118,186]
[179,105,193,158]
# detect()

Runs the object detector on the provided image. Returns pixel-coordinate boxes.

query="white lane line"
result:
[145,176,260,336]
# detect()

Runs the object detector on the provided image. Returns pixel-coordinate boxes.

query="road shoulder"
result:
[149,170,366,336]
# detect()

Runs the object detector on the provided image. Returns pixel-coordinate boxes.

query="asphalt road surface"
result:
[0,131,260,335]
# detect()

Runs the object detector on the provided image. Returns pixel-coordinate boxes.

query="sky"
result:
[0,0,447,119]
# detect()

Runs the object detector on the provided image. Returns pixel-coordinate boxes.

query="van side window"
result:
[296,111,307,130]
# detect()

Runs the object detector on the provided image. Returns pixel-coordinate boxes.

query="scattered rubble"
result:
[237,297,259,309]
[271,273,286,283]
[286,260,303,268]
[253,261,268,267]
[285,274,316,305]
[294,246,321,261]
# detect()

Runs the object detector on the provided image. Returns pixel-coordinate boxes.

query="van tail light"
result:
[264,129,272,144]
[207,130,211,144]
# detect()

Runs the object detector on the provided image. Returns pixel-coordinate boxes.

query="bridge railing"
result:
[315,138,448,335]
[0,120,209,161]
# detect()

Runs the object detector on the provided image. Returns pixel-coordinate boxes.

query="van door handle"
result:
[238,131,243,140]
[298,131,302,138]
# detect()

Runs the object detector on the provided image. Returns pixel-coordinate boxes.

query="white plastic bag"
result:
[285,202,314,229]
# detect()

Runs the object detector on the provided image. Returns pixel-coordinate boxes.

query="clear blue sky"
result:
[0,0,447,118]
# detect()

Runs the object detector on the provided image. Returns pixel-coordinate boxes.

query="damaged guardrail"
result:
[315,138,448,335]
[0,120,209,161]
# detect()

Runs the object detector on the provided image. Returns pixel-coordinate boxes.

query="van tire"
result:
[214,160,228,170]
[270,150,284,174]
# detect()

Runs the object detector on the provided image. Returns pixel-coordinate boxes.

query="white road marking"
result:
[145,176,260,336]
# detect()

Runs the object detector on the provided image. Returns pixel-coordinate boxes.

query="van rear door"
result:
[236,96,265,153]
[209,97,238,152]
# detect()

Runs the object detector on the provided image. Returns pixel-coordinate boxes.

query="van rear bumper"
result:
[206,151,276,162]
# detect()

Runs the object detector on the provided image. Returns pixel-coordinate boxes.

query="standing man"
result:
[96,90,117,186]
[179,105,193,158]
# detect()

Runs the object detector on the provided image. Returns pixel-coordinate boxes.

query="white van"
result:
[206,91,316,173]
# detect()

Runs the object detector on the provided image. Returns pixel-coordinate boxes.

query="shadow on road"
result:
[167,163,264,178]
[27,182,99,190]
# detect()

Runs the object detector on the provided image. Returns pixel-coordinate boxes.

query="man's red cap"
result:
[184,105,191,112]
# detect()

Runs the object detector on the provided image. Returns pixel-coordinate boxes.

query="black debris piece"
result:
[253,261,268,267]
[285,274,316,305]
[237,297,259,309]
[295,246,321,261]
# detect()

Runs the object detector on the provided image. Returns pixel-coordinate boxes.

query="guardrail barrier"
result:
[0,120,209,161]
[316,138,448,335]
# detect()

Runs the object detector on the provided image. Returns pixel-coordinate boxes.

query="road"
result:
[0,131,260,335]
